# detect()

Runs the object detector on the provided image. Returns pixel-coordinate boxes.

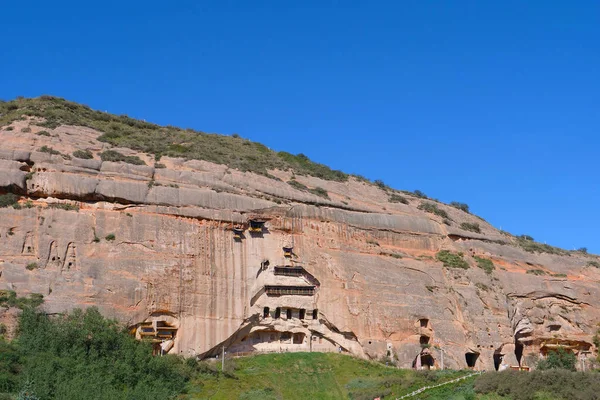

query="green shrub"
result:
[450,201,470,213]
[460,222,481,233]
[36,130,51,136]
[154,163,166,168]
[436,250,469,269]
[475,282,490,291]
[0,193,19,208]
[105,233,116,241]
[25,263,38,271]
[380,252,403,259]
[308,187,329,199]
[21,127,31,133]
[587,261,600,268]
[389,194,408,204]
[0,290,44,309]
[72,149,93,159]
[474,256,494,274]
[536,348,576,371]
[413,190,427,199]
[48,203,79,211]
[518,234,534,241]
[527,269,547,276]
[517,236,567,255]
[418,202,449,219]
[287,179,308,191]
[577,247,588,253]
[38,145,60,155]
[99,150,146,165]
[374,180,387,190]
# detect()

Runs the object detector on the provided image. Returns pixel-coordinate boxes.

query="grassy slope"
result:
[184,353,472,400]
[0,96,348,181]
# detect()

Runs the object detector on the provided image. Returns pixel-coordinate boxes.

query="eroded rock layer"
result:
[1,119,599,371]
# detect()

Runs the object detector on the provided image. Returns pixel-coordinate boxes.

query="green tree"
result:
[536,348,576,371]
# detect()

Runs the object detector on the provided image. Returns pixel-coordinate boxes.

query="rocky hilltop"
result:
[0,97,598,371]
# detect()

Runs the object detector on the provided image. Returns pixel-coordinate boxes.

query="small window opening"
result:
[299,309,306,319]
[312,309,318,320]
[548,324,561,332]
[249,220,265,233]
[420,318,429,328]
[283,246,293,258]
[275,307,281,319]
[263,307,270,318]
[286,308,292,319]
[420,335,430,345]
[293,333,305,344]
[233,226,244,239]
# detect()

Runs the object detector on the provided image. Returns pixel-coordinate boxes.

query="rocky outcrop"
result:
[0,119,599,371]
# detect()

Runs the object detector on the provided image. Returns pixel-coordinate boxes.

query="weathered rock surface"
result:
[0,119,599,371]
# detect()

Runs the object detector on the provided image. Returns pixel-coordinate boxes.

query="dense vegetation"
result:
[418,202,450,219]
[436,250,470,269]
[0,194,19,208]
[0,96,347,180]
[460,222,481,233]
[473,369,600,400]
[450,201,470,213]
[474,256,495,274]
[0,302,195,400]
[515,235,568,256]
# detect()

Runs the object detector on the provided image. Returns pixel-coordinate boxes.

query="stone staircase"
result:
[396,371,484,399]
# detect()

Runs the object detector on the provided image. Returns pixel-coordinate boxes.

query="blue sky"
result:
[1,1,598,253]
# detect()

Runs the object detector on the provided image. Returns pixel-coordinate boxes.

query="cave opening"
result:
[299,309,305,319]
[465,352,479,368]
[493,353,503,371]
[420,335,430,345]
[421,354,435,369]
[515,342,523,365]
[263,307,270,318]
[275,307,281,319]
[312,309,318,319]
[286,308,292,319]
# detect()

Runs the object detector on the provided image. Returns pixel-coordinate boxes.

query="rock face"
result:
[1,119,599,371]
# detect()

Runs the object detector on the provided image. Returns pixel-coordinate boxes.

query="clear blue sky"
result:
[1,1,598,253]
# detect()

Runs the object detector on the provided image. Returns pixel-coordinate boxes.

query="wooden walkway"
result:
[396,371,484,399]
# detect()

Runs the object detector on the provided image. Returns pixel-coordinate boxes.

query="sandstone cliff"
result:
[0,98,599,371]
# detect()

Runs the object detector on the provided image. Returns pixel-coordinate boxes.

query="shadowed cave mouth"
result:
[515,342,524,365]
[465,352,479,368]
[493,353,503,371]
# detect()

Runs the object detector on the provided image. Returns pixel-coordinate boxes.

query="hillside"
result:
[0,96,599,374]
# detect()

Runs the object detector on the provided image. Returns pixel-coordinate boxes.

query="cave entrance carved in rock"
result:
[465,352,479,368]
